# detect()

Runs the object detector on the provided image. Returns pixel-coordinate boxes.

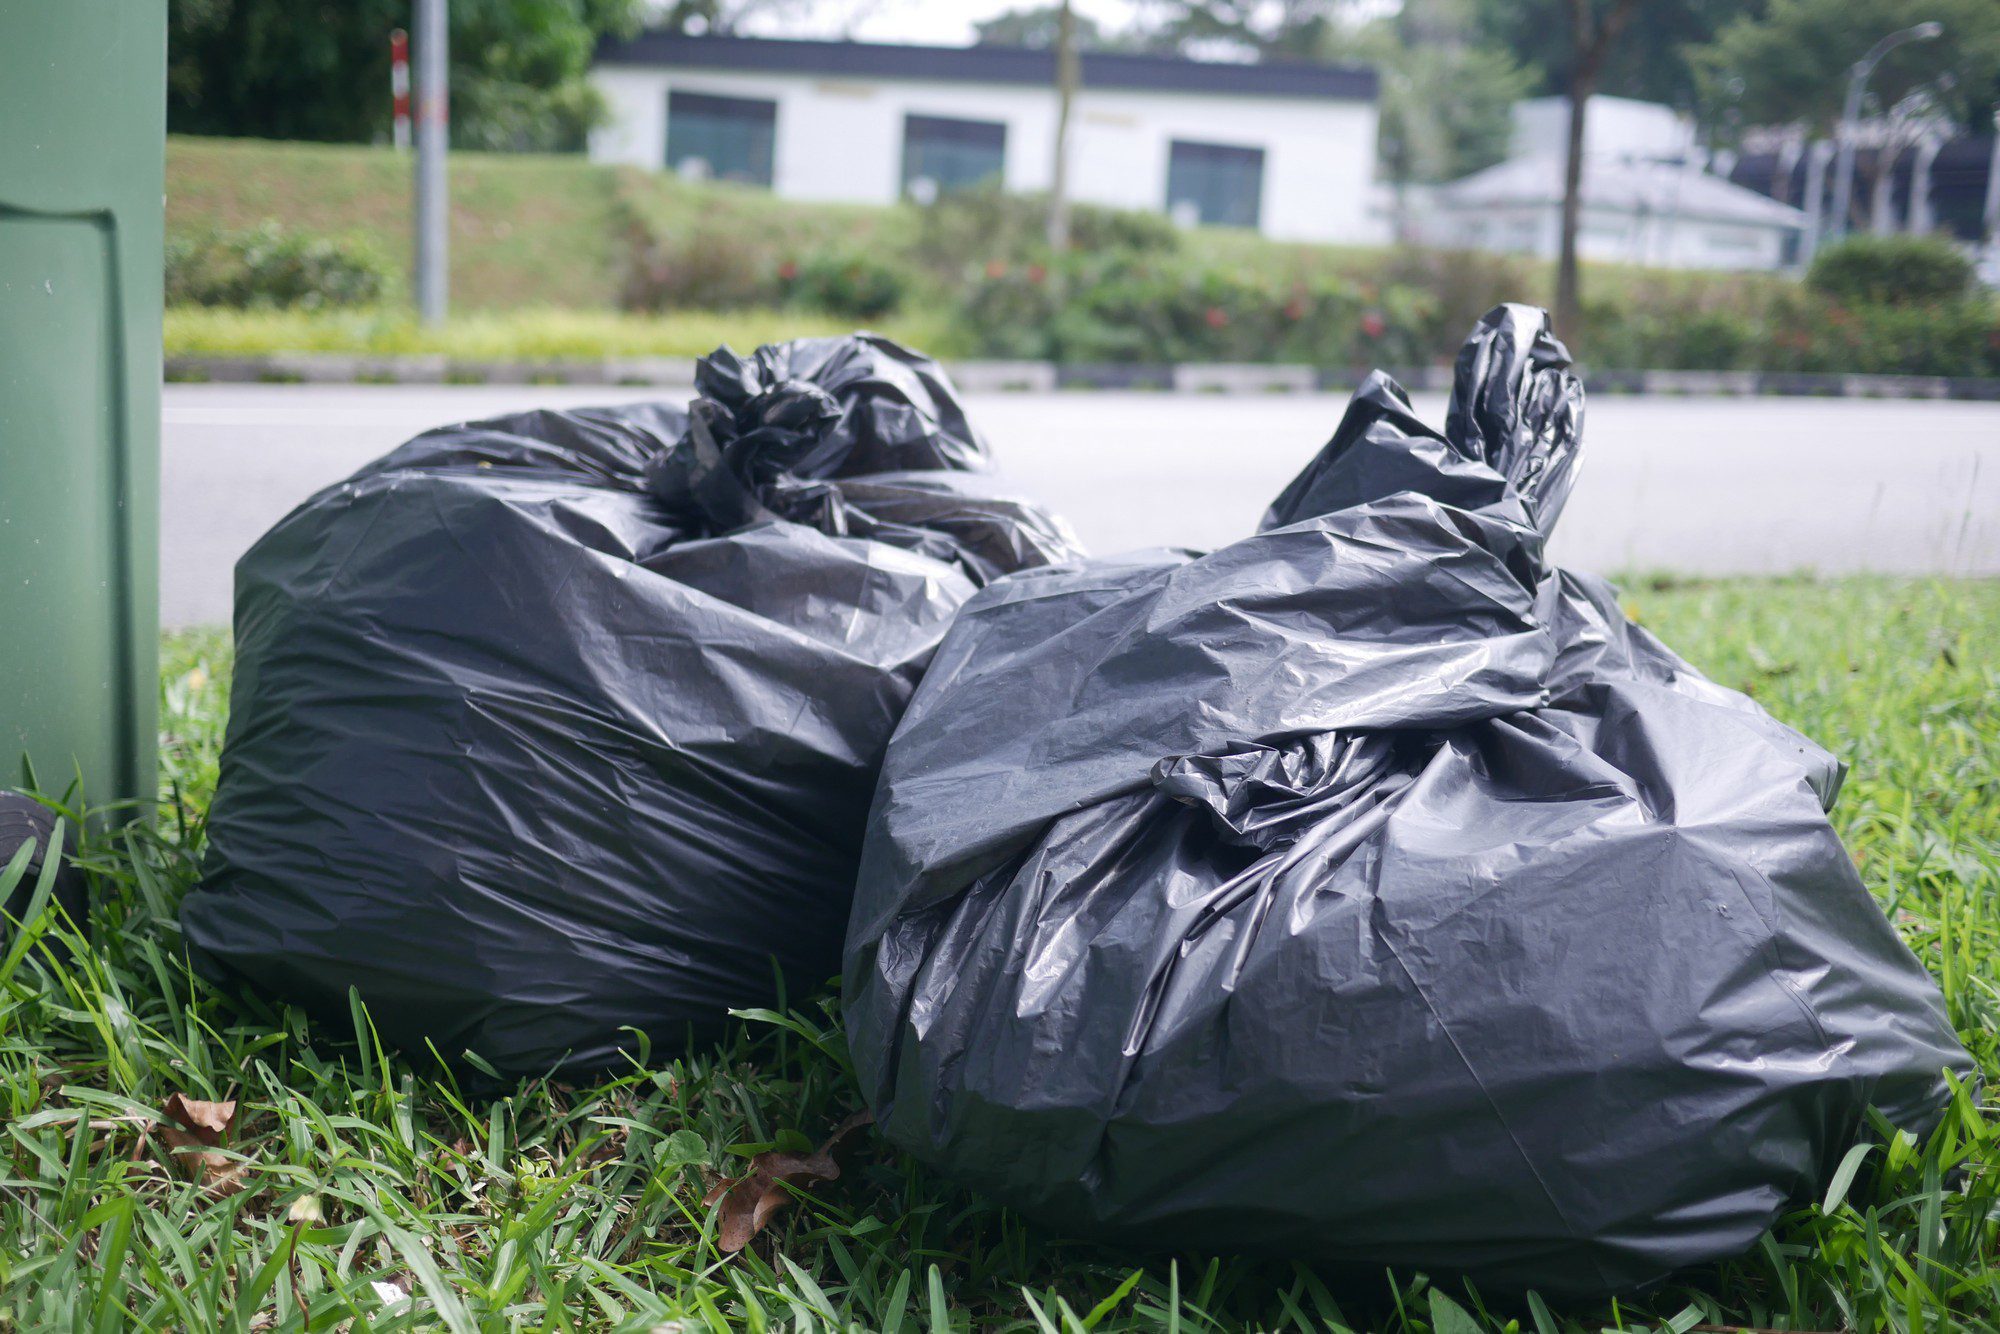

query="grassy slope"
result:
[165,136,959,355]
[3,578,1996,1330]
[167,136,1778,346]
[168,137,628,311]
[166,136,919,317]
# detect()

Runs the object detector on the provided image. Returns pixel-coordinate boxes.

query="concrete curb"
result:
[162,354,2000,401]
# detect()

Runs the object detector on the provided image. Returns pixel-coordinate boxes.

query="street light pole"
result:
[413,0,449,326]
[1982,106,2000,254]
[1828,20,1942,244]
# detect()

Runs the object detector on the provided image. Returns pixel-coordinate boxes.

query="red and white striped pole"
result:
[390,28,411,151]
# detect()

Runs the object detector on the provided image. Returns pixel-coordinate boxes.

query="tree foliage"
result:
[1125,0,1354,59]
[654,0,815,37]
[1113,0,1522,185]
[1471,0,1752,107]
[1331,0,1530,186]
[168,0,644,150]
[973,4,1115,50]
[1688,0,2000,135]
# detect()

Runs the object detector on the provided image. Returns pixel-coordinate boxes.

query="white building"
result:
[1417,96,1807,271]
[589,33,1384,244]
[1511,95,1690,163]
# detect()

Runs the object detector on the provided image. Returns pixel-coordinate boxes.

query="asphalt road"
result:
[161,383,2000,628]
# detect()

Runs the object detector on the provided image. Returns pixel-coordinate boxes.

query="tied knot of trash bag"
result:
[1258,305,1583,584]
[1152,732,1422,854]
[646,334,989,540]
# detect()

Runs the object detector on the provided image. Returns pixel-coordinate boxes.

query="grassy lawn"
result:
[4,577,1995,1330]
[169,137,629,311]
[163,306,964,364]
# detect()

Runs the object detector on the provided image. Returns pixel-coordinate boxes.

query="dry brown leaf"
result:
[155,1092,249,1196]
[162,1092,237,1141]
[704,1110,874,1254]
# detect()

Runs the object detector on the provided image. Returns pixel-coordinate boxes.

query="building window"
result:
[666,91,776,187]
[1166,140,1264,229]
[901,114,1007,199]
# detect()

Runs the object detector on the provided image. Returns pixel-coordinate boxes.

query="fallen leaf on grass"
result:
[163,1093,235,1138]
[154,1092,250,1196]
[704,1110,873,1253]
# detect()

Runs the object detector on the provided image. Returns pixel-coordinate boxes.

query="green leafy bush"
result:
[165,221,391,310]
[620,213,784,312]
[1580,294,1762,371]
[907,184,1180,284]
[1767,292,2000,378]
[1376,246,1542,354]
[781,248,908,321]
[956,251,1434,366]
[1807,235,1977,308]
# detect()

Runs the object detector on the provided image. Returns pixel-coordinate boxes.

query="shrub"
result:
[908,184,1180,283]
[1067,201,1182,256]
[781,247,908,321]
[1578,291,1763,371]
[620,213,784,312]
[1807,234,1977,308]
[1376,246,1541,353]
[1766,291,2000,378]
[165,221,391,310]
[955,251,1435,366]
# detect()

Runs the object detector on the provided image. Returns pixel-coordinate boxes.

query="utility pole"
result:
[1046,0,1079,252]
[1982,106,2000,254]
[1829,21,1942,244]
[1799,138,1832,265]
[413,0,449,325]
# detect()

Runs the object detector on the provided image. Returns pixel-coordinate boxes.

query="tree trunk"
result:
[1046,0,1079,252]
[1554,0,1638,339]
[1555,77,1590,336]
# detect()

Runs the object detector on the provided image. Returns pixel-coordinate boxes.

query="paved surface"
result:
[162,383,2000,628]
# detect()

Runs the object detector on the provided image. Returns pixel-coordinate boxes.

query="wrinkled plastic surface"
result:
[185,334,1084,1076]
[844,307,1971,1298]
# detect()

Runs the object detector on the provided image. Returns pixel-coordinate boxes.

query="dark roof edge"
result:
[595,32,1378,102]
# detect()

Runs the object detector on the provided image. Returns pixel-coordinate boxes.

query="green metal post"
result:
[0,1,165,811]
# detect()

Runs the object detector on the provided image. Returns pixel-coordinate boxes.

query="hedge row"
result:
[168,202,2000,378]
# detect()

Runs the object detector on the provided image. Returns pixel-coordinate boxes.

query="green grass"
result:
[165,135,1789,344]
[3,578,1996,1331]
[163,305,964,363]
[169,137,629,311]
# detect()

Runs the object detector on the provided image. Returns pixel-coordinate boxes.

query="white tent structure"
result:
[1417,96,1807,271]
[1422,153,1807,270]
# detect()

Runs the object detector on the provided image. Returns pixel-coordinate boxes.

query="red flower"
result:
[1204,306,1229,329]
[985,259,1008,280]
[1026,263,1048,284]
[1283,298,1307,321]
[777,260,798,281]
[1360,311,1387,339]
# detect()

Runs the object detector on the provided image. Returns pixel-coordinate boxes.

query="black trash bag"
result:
[843,306,1971,1299]
[183,334,1084,1076]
